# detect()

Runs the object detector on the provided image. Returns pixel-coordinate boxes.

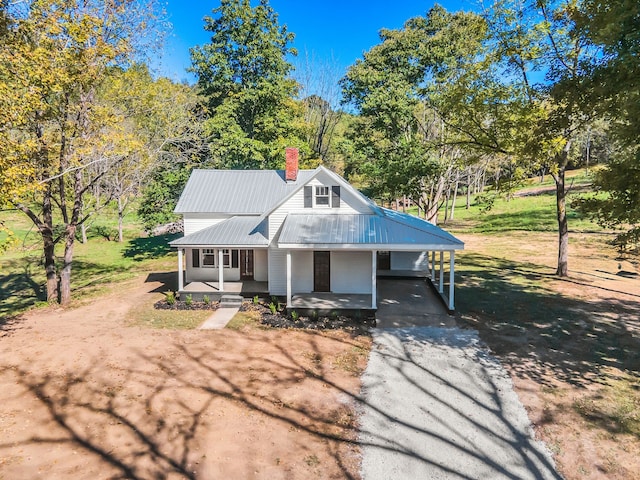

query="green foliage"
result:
[252,295,259,304]
[190,0,304,169]
[165,291,176,306]
[203,294,210,305]
[290,310,299,321]
[138,165,191,232]
[575,150,640,250]
[268,302,277,315]
[185,294,193,307]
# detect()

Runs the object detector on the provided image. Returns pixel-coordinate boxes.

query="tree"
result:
[341,6,489,223]
[572,0,640,250]
[294,51,345,169]
[99,65,204,241]
[0,0,165,304]
[190,0,304,169]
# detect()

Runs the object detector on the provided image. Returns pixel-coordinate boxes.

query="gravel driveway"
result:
[359,280,562,479]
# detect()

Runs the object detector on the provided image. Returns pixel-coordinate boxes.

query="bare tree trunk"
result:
[450,175,459,220]
[59,169,84,305]
[553,144,571,277]
[117,195,124,243]
[81,222,87,244]
[60,225,76,305]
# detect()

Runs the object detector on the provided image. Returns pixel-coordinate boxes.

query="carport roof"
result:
[169,216,269,247]
[277,208,464,250]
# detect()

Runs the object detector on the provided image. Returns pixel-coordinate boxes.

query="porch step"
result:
[219,294,244,308]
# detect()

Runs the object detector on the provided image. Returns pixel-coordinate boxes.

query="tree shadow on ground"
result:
[0,257,45,321]
[0,326,565,479]
[455,252,640,389]
[123,234,180,262]
[0,331,368,479]
[144,271,177,294]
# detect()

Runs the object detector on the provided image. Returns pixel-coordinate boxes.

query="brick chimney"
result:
[285,147,299,182]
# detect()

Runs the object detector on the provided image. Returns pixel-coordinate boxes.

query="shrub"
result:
[203,294,210,305]
[165,291,176,306]
[310,310,318,321]
[290,310,299,321]
[253,295,259,304]
[269,302,277,315]
[185,294,193,307]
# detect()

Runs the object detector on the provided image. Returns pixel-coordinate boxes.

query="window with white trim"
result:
[315,186,330,206]
[222,249,231,267]
[202,248,215,267]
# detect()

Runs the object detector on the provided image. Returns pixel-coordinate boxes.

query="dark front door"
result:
[313,251,331,292]
[240,250,254,280]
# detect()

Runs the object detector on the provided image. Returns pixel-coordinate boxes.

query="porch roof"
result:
[169,216,269,247]
[277,208,464,250]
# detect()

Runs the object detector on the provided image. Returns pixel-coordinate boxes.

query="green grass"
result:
[225,310,263,330]
[126,303,211,329]
[0,204,178,318]
[419,168,604,234]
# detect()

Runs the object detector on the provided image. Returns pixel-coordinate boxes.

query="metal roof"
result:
[174,169,316,214]
[169,216,269,247]
[277,209,464,250]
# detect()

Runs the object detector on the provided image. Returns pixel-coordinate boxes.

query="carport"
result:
[376,278,456,328]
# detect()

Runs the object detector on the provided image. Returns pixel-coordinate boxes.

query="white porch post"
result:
[218,249,224,291]
[177,249,184,292]
[371,250,377,309]
[286,249,292,307]
[449,252,455,310]
[431,251,436,281]
[439,251,444,293]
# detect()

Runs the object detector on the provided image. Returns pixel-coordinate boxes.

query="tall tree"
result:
[572,0,640,250]
[190,0,303,169]
[341,6,489,223]
[0,0,165,304]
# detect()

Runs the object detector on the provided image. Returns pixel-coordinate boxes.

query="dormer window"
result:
[315,186,330,206]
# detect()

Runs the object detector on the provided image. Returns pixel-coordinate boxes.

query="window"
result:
[315,186,330,206]
[202,248,215,267]
[222,249,231,268]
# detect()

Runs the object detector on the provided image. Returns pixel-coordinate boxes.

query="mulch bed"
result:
[240,302,375,334]
[154,300,219,311]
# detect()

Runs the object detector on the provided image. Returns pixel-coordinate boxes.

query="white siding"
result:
[254,249,268,282]
[390,251,429,271]
[291,250,313,293]
[183,214,228,236]
[331,251,372,294]
[286,250,371,294]
[268,247,287,295]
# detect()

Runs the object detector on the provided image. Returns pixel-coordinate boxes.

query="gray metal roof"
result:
[170,216,269,246]
[174,169,316,214]
[277,209,464,249]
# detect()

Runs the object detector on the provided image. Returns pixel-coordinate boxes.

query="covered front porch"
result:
[178,280,269,301]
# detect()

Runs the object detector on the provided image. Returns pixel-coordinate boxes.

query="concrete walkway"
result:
[359,279,562,480]
[199,307,239,330]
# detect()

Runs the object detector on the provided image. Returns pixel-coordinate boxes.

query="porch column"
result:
[286,249,292,307]
[449,252,455,310]
[177,249,184,291]
[431,251,436,281]
[218,249,224,292]
[439,251,444,293]
[371,250,377,309]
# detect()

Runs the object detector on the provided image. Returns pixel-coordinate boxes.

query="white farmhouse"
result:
[170,148,464,312]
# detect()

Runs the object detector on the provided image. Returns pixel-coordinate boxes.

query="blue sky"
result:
[157,0,476,83]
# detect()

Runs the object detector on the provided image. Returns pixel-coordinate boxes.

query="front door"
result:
[240,250,254,280]
[313,251,331,292]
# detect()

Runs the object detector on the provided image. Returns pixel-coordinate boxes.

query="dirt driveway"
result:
[0,276,370,479]
[360,278,561,479]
